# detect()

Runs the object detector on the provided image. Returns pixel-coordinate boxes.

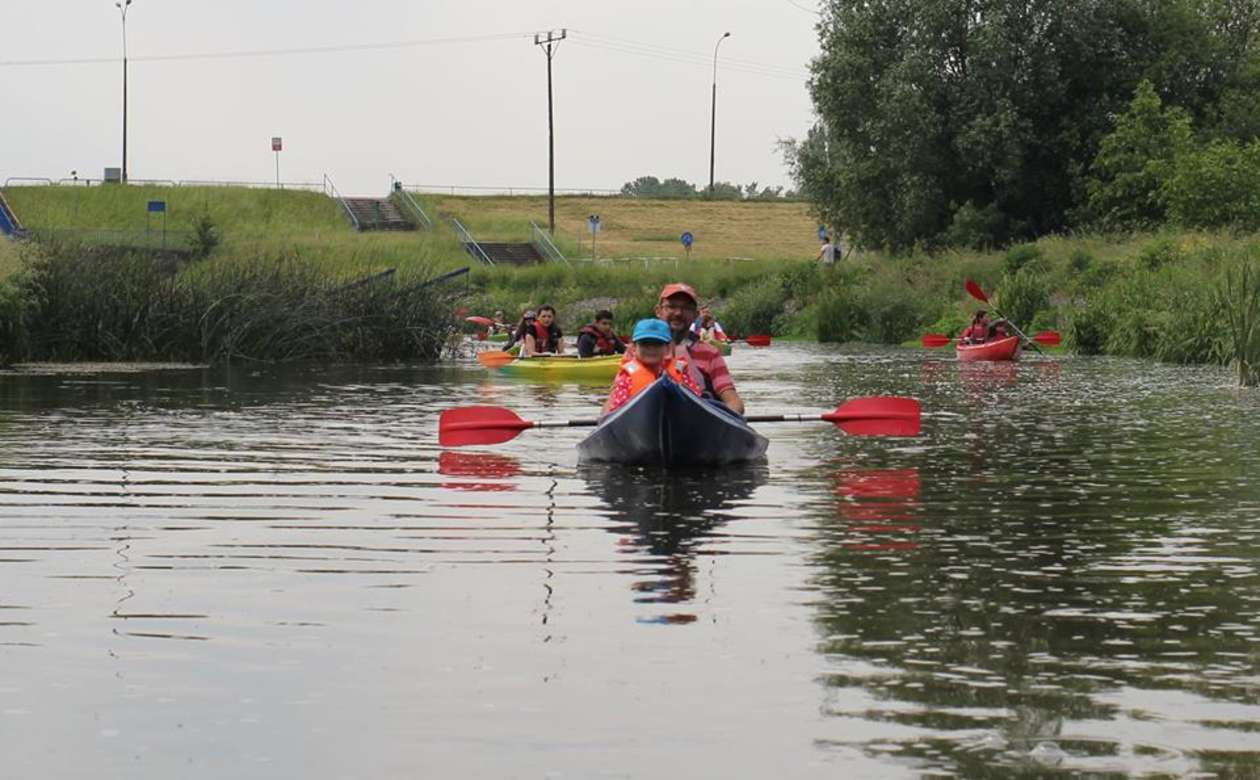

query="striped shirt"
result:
[677,338,734,396]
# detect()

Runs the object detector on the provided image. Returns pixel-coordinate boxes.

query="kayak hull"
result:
[955,335,1021,362]
[578,375,768,467]
[496,354,620,382]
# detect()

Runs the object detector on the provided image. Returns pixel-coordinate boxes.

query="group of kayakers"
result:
[491,284,744,416]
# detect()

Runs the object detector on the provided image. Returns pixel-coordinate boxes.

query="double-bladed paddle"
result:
[921,331,1062,348]
[439,396,921,447]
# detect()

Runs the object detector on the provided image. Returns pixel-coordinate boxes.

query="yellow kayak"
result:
[496,354,621,382]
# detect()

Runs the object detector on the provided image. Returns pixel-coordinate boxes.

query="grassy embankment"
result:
[428,194,818,261]
[0,186,472,364]
[4,187,1258,382]
[436,194,1260,383]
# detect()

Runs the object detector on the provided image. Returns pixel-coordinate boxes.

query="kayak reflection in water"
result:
[625,283,745,415]
[959,310,1013,345]
[602,318,701,416]
[581,463,768,623]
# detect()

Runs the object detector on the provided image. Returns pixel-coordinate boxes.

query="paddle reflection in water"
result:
[437,450,522,492]
[833,467,922,552]
[580,463,768,625]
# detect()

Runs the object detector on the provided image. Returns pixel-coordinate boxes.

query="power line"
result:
[783,0,823,16]
[0,31,534,68]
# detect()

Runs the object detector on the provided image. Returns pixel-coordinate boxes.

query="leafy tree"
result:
[790,0,1260,250]
[1162,138,1260,231]
[1085,80,1193,229]
[620,176,663,197]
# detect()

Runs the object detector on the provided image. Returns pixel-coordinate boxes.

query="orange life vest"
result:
[619,357,702,400]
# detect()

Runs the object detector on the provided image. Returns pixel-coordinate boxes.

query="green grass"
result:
[1,185,472,279]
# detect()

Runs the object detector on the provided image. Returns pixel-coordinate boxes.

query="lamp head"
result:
[723,32,731,38]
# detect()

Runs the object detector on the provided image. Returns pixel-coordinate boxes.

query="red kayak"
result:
[956,335,1021,362]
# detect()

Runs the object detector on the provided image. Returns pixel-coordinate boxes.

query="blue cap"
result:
[632,318,672,343]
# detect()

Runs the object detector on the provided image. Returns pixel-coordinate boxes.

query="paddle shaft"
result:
[968,283,1044,355]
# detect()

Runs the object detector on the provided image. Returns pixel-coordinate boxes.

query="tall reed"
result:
[1215,255,1260,386]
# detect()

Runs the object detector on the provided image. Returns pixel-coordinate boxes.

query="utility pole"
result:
[709,32,731,196]
[116,0,134,183]
[534,29,566,235]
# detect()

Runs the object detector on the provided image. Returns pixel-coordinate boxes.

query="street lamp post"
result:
[116,0,133,183]
[708,32,731,197]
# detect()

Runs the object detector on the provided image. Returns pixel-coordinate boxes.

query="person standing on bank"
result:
[576,309,627,358]
[816,233,836,266]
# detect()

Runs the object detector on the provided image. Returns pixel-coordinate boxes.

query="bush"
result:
[1135,236,1181,271]
[996,268,1050,328]
[720,281,785,335]
[862,280,926,343]
[1068,248,1093,273]
[192,213,221,259]
[1003,243,1042,275]
[816,286,866,343]
[943,201,1005,249]
[1215,253,1260,386]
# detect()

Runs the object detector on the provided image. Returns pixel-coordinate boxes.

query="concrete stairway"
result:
[476,242,544,266]
[343,197,416,232]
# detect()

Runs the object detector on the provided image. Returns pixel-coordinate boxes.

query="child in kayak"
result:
[602,319,701,415]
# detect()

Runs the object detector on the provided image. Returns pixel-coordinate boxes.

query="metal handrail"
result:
[4,177,55,187]
[448,217,493,266]
[406,183,623,197]
[394,187,434,230]
[323,173,360,230]
[529,221,569,266]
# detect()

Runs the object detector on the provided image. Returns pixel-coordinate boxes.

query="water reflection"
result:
[438,450,521,492]
[581,464,767,624]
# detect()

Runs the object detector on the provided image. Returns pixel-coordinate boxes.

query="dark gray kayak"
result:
[577,375,769,466]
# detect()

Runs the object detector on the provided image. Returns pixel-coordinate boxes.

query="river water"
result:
[2,345,1259,778]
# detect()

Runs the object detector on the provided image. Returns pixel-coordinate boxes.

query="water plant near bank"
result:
[0,241,457,364]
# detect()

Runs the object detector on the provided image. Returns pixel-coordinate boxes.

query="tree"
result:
[1085,80,1194,229]
[789,0,1260,250]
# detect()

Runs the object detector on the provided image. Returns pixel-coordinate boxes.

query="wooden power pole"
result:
[534,29,566,235]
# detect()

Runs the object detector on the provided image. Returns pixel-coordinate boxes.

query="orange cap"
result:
[658,283,698,304]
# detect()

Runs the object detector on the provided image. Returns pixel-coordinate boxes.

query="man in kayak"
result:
[576,309,627,358]
[603,318,701,414]
[655,283,745,414]
[522,304,565,357]
[689,306,727,345]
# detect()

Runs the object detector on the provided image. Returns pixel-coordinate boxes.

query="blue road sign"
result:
[680,231,694,248]
[148,200,167,213]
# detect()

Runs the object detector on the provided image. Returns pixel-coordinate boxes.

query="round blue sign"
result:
[681,231,694,248]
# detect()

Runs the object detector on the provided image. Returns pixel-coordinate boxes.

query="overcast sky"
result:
[1,1,821,196]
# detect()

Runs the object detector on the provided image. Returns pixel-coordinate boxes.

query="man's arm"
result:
[718,387,744,415]
[554,332,565,354]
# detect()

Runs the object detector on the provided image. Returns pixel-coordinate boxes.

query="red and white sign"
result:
[271,136,283,152]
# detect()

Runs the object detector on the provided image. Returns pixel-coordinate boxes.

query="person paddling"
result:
[522,304,565,357]
[689,306,727,345]
[652,283,745,414]
[577,309,627,358]
[603,319,702,415]
[960,311,990,344]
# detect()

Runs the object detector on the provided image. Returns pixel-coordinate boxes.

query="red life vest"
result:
[579,324,622,356]
[530,321,562,353]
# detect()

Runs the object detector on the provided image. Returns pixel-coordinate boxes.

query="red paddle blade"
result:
[476,350,515,368]
[824,396,921,437]
[1033,330,1062,346]
[965,279,990,304]
[921,333,952,348]
[465,316,495,327]
[439,406,533,446]
[745,334,772,347]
